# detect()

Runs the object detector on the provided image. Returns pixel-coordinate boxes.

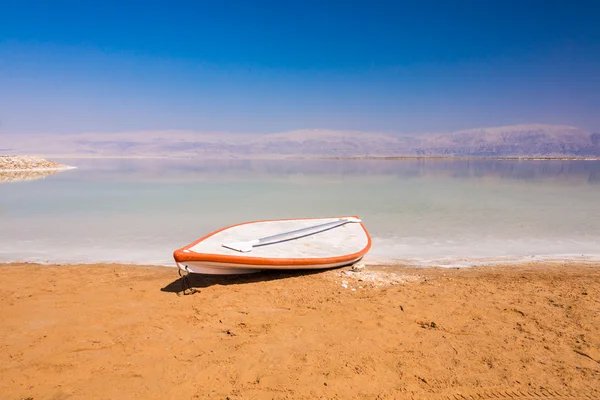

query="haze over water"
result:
[1,158,599,267]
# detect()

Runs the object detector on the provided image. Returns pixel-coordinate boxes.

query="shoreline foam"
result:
[3,253,600,269]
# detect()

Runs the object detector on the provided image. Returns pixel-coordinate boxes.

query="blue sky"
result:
[1,0,599,134]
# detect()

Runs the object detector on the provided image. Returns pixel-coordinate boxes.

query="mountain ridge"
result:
[1,124,599,158]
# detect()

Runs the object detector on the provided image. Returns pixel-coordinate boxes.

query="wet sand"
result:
[1,262,598,399]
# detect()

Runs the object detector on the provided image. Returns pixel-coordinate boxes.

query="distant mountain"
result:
[414,124,600,157]
[1,124,599,158]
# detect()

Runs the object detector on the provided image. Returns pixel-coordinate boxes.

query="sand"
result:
[1,262,598,399]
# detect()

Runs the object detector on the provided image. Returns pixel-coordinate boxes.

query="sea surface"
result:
[1,158,599,267]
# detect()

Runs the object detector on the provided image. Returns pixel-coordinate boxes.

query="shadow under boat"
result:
[160,267,342,295]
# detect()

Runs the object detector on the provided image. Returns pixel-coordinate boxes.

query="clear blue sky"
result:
[1,0,599,134]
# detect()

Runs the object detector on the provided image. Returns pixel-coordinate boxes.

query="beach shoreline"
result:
[4,253,600,269]
[1,261,598,399]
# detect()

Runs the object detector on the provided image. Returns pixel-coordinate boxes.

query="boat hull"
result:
[173,216,371,275]
[177,256,365,275]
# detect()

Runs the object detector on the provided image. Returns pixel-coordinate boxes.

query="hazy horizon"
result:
[1,123,597,138]
[1,1,599,136]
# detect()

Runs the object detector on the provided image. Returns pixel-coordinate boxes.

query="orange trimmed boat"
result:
[173,216,371,274]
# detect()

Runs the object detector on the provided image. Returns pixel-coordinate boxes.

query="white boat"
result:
[173,216,371,274]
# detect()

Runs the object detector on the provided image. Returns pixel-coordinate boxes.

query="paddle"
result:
[222,217,362,253]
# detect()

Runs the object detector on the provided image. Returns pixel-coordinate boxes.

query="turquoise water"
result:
[1,158,599,267]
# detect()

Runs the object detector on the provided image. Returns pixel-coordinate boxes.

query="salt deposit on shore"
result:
[0,155,74,171]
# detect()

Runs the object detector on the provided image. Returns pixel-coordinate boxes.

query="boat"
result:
[173,216,371,274]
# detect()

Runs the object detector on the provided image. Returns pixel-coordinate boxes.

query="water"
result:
[1,158,599,267]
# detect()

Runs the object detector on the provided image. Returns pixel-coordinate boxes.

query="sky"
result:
[0,0,599,135]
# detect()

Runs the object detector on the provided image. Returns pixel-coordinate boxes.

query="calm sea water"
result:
[1,158,599,267]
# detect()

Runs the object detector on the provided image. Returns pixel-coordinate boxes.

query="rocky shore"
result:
[0,155,72,171]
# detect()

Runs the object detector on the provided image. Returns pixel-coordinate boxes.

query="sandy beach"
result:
[1,262,598,399]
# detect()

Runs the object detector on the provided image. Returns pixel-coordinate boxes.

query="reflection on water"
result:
[0,169,64,183]
[50,158,600,185]
[1,158,599,266]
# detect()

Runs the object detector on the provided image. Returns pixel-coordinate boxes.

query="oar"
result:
[222,217,362,252]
